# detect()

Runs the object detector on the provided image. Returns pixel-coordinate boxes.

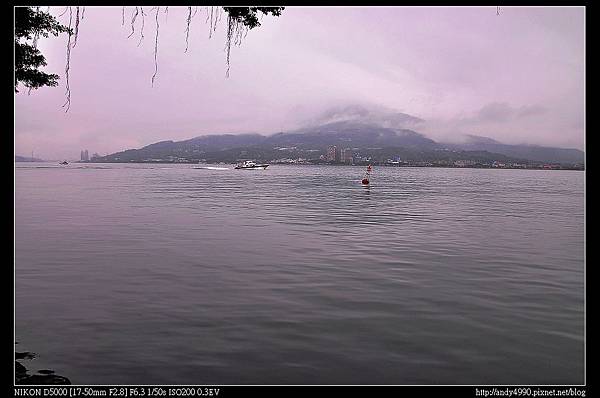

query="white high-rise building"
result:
[326,145,338,162]
[341,148,353,164]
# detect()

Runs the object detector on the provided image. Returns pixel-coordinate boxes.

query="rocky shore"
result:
[15,349,71,385]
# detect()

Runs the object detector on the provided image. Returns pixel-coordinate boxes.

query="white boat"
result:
[234,160,269,170]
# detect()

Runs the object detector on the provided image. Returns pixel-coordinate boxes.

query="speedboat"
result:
[59,161,69,165]
[234,160,269,169]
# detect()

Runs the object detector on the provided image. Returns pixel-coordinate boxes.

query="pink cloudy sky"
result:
[15,6,585,160]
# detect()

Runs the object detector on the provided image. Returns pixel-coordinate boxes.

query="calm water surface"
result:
[15,163,585,384]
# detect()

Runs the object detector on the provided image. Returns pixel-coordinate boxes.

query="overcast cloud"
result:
[15,6,585,160]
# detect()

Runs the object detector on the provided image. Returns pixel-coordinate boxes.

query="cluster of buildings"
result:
[378,158,582,170]
[80,149,102,161]
[321,145,355,164]
[272,158,311,164]
[146,156,194,163]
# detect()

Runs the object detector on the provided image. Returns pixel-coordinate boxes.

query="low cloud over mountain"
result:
[96,104,583,165]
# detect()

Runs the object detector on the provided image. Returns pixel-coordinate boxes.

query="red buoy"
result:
[361,164,372,185]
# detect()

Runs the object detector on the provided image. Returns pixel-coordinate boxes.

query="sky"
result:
[15,6,585,160]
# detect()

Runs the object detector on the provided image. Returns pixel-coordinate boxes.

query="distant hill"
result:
[442,135,584,164]
[15,155,44,162]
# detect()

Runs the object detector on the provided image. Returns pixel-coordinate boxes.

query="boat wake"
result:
[193,166,230,170]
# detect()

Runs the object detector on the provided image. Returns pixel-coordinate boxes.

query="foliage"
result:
[14,7,71,93]
[223,7,284,29]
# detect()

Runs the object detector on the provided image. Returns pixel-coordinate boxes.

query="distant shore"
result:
[76,160,585,171]
[17,159,584,171]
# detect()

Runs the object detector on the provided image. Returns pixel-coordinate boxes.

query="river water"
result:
[14,163,585,384]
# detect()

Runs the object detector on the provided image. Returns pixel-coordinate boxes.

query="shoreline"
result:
[72,161,585,171]
[15,349,71,385]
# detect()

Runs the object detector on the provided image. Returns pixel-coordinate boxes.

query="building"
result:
[81,149,89,161]
[341,148,353,164]
[454,159,475,167]
[326,145,338,162]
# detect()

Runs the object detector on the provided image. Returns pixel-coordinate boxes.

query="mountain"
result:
[96,120,442,163]
[268,120,438,149]
[93,105,584,166]
[442,134,584,164]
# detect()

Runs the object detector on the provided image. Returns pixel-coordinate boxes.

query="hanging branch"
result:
[207,6,221,38]
[51,7,285,96]
[225,13,249,78]
[62,7,73,112]
[225,17,234,77]
[185,6,192,52]
[207,6,213,38]
[138,7,145,47]
[128,7,139,38]
[214,7,222,37]
[225,14,234,78]
[497,6,501,15]
[151,6,160,87]
[72,6,80,48]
